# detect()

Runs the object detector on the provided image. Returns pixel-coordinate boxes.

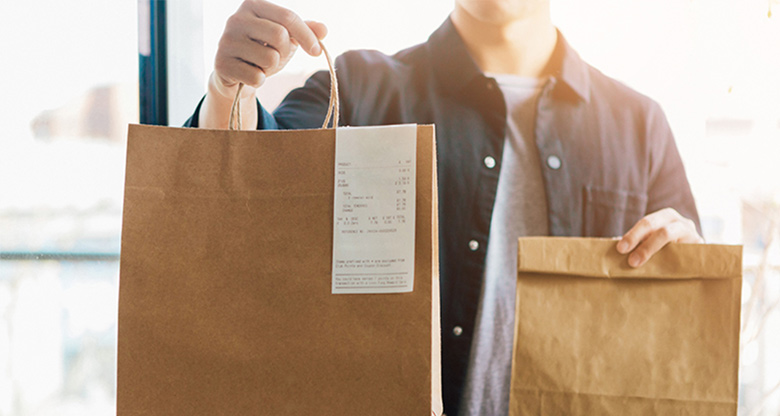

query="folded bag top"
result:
[517,237,741,280]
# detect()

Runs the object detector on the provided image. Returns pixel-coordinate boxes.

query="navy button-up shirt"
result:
[186,17,700,416]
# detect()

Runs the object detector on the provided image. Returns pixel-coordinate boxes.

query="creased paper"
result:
[510,237,742,416]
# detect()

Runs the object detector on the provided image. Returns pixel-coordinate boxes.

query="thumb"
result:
[305,20,328,42]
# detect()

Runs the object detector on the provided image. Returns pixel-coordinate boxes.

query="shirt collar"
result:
[427,17,591,103]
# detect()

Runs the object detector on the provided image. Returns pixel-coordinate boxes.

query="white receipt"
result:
[332,124,417,294]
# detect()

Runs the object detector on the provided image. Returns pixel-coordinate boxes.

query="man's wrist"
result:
[200,72,259,129]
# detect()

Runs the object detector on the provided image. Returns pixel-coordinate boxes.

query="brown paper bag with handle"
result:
[510,237,741,416]
[117,45,442,416]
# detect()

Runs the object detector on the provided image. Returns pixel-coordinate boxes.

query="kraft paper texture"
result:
[117,124,442,415]
[510,237,742,416]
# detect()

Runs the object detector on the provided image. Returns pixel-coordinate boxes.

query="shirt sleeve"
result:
[644,101,703,236]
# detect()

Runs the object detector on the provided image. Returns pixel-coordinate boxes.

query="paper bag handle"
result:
[229,40,339,131]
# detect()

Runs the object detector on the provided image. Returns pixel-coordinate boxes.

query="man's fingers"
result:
[215,0,325,93]
[221,34,282,71]
[214,52,267,89]
[244,18,294,57]
[679,218,704,244]
[619,208,703,268]
[216,36,277,88]
[306,20,328,41]
[617,210,665,254]
[627,223,679,267]
[245,0,321,55]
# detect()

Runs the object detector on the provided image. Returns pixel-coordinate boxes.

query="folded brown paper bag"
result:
[510,237,742,416]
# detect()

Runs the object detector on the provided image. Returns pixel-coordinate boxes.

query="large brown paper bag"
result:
[117,123,442,415]
[510,237,741,416]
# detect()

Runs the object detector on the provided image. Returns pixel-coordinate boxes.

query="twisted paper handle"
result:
[229,40,339,130]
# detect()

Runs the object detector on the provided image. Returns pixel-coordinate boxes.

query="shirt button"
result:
[468,240,479,251]
[547,155,562,170]
[483,156,496,169]
[453,326,463,336]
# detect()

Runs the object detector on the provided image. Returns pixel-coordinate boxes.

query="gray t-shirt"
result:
[459,74,549,416]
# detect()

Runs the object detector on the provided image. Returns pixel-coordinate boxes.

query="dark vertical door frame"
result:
[138,0,168,126]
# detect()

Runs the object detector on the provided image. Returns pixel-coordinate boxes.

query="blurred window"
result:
[0,1,137,415]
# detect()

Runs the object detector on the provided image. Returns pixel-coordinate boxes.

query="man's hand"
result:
[617,208,703,268]
[200,0,327,129]
[214,0,327,95]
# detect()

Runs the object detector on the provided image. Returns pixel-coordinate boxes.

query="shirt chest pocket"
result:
[582,185,648,237]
